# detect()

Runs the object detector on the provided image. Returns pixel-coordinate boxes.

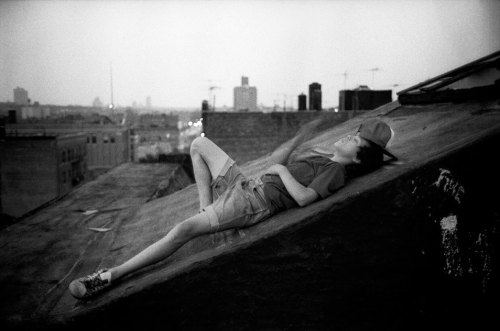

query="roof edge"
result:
[397,50,500,95]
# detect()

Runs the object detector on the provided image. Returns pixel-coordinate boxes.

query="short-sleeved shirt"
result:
[260,156,346,215]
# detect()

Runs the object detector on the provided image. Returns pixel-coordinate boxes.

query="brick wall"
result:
[202,111,365,164]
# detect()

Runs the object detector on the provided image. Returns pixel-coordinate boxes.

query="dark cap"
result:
[357,119,397,160]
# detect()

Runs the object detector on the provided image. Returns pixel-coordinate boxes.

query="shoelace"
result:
[81,269,109,297]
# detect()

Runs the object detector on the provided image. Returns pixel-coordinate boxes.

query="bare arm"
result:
[292,148,334,162]
[266,164,319,207]
[267,119,322,166]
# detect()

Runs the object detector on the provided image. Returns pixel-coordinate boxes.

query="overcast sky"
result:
[1,0,499,109]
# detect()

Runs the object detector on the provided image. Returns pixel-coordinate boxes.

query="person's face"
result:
[333,133,370,163]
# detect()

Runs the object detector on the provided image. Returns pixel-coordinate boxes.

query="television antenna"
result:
[109,62,114,113]
[209,86,220,111]
[335,70,352,90]
[368,67,382,88]
[282,93,289,112]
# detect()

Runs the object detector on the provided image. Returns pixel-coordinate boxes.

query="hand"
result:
[266,164,286,175]
[296,118,322,141]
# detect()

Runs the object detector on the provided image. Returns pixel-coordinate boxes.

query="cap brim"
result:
[362,136,398,161]
[381,148,398,161]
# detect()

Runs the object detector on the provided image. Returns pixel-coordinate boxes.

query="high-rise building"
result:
[14,87,29,105]
[234,76,257,111]
[309,83,322,111]
[298,93,307,111]
[92,97,103,108]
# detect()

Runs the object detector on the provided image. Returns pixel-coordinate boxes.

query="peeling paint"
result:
[440,215,457,231]
[440,215,462,276]
[433,168,465,204]
[476,232,492,293]
[439,215,493,292]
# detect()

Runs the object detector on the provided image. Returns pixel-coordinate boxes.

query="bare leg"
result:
[190,136,231,210]
[109,211,212,281]
[106,138,229,283]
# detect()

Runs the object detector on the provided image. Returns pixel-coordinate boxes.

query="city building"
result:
[86,128,131,167]
[4,124,131,169]
[92,97,103,108]
[309,83,322,111]
[21,105,51,119]
[133,128,179,160]
[13,87,29,105]
[234,76,258,111]
[0,133,87,218]
[339,85,392,111]
[7,110,17,124]
[298,93,307,111]
[201,100,210,111]
[0,105,19,124]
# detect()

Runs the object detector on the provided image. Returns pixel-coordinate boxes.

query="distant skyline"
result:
[1,0,499,109]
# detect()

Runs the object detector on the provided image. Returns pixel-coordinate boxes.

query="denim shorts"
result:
[204,158,271,232]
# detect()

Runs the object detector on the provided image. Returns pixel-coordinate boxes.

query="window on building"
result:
[103,135,109,143]
[62,171,66,183]
[62,151,66,162]
[87,136,90,143]
[92,135,97,143]
[110,135,116,143]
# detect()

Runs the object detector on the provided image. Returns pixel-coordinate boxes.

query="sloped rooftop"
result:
[2,49,500,328]
[0,163,188,325]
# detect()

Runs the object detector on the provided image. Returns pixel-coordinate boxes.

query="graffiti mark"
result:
[439,215,493,292]
[476,232,492,293]
[433,168,465,204]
